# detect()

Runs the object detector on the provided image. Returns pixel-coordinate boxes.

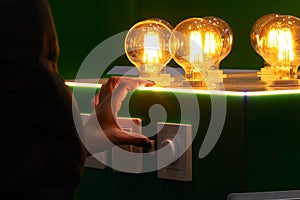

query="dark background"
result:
[49,0,300,79]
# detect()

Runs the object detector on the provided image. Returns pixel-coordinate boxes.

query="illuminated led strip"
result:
[137,86,300,96]
[65,81,300,96]
[244,89,300,96]
[65,81,102,88]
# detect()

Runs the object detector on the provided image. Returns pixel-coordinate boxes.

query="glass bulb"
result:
[149,17,173,30]
[148,18,173,74]
[250,13,279,56]
[124,19,172,79]
[170,17,224,81]
[203,16,234,69]
[251,14,300,80]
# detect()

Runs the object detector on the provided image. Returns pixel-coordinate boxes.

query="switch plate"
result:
[85,152,107,169]
[157,122,192,182]
[111,117,143,173]
[80,113,107,169]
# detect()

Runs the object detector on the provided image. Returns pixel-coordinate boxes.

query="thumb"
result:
[117,130,152,148]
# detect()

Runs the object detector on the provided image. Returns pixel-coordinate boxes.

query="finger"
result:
[107,76,154,90]
[114,129,152,147]
[127,132,152,147]
[97,76,139,104]
[91,93,99,108]
[111,78,154,114]
[97,76,121,103]
[102,76,144,93]
[98,76,153,99]
[96,76,154,127]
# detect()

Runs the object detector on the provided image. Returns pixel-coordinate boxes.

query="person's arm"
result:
[83,76,154,154]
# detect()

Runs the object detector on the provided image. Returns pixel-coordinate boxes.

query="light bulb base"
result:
[184,70,204,80]
[140,73,174,87]
[181,80,206,87]
[271,79,299,85]
[273,66,298,80]
[207,69,227,82]
[267,79,300,89]
[258,66,299,88]
[267,79,300,90]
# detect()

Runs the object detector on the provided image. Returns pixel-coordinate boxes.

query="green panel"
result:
[49,0,135,79]
[246,94,300,191]
[69,86,100,114]
[69,72,300,199]
[75,91,246,200]
[50,0,300,79]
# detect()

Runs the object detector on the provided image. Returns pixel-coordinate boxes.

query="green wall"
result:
[71,85,300,199]
[49,0,300,79]
[73,89,247,200]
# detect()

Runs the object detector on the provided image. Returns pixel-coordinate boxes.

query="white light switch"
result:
[111,117,143,173]
[157,122,192,182]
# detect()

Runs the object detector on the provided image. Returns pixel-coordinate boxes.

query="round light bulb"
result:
[170,17,223,81]
[251,14,300,80]
[203,16,234,69]
[124,19,172,79]
[250,13,279,56]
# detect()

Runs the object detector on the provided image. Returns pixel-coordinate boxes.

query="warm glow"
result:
[65,81,102,88]
[267,28,294,63]
[204,32,217,54]
[143,32,162,64]
[251,14,300,80]
[189,31,220,64]
[137,86,300,96]
[190,31,203,64]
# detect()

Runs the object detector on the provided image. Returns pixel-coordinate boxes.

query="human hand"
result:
[94,76,154,147]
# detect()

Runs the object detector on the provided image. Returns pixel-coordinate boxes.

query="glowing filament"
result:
[189,31,221,65]
[190,31,203,64]
[143,32,162,64]
[204,32,218,54]
[267,28,294,64]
